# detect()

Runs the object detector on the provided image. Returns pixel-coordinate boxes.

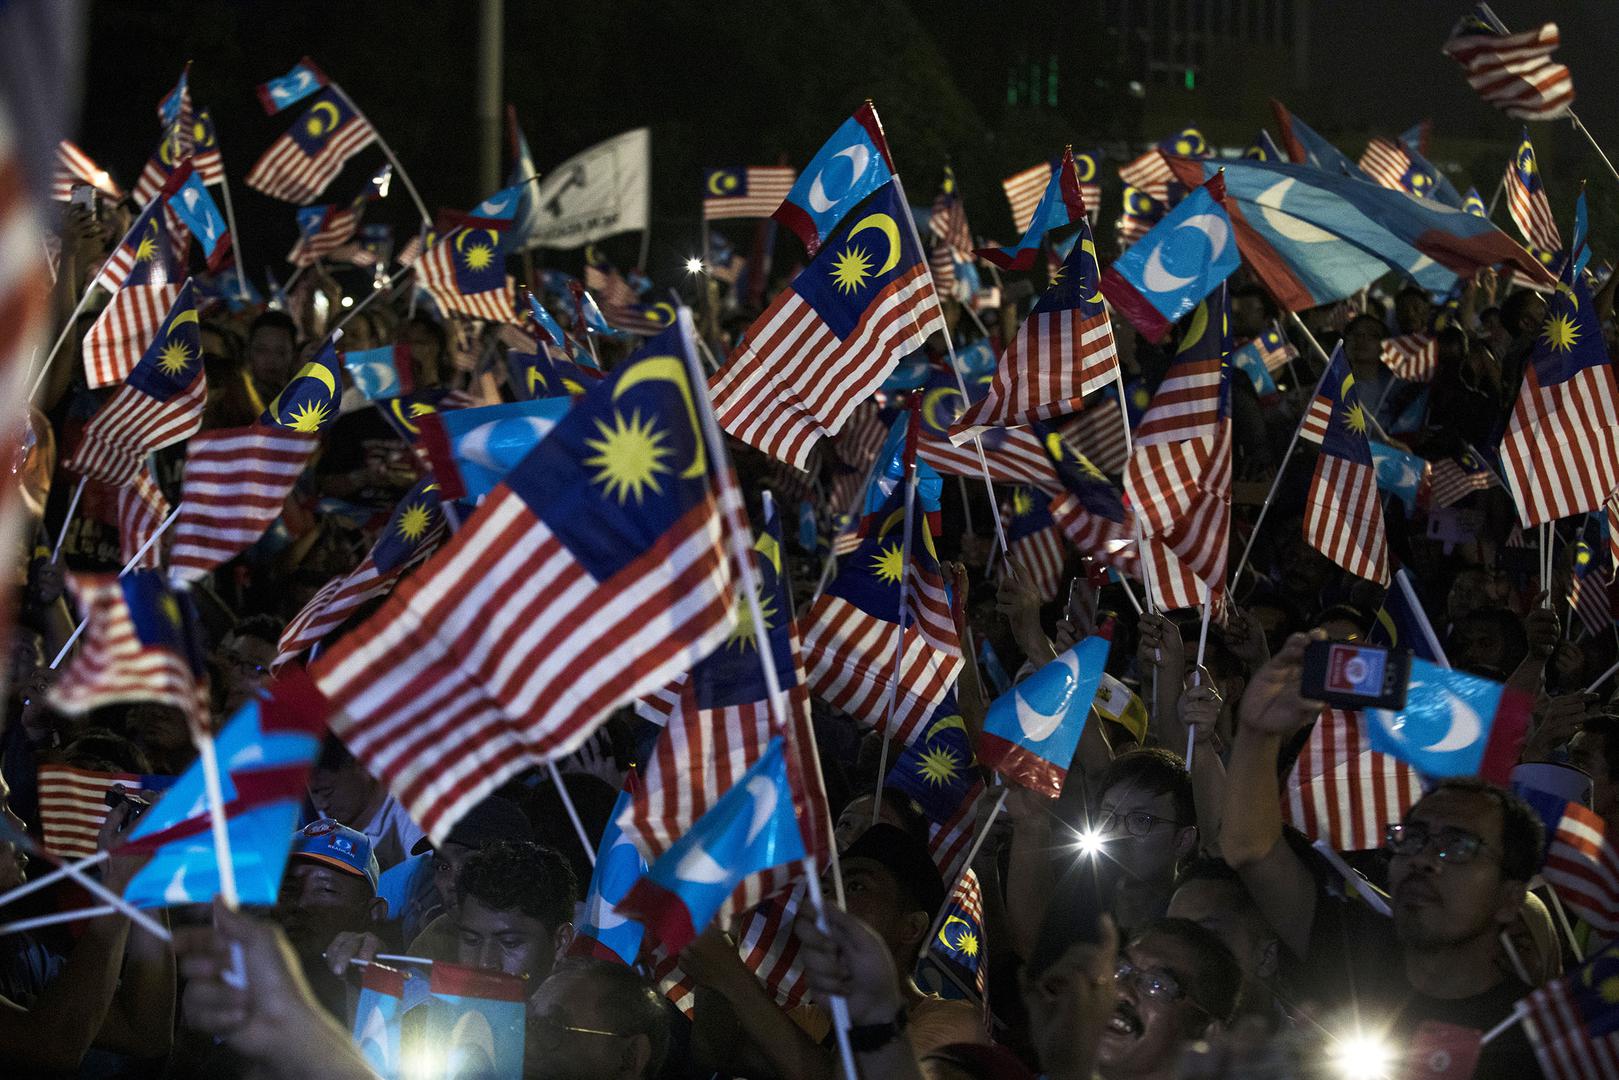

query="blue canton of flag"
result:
[505,345,601,402]
[165,163,231,270]
[885,693,978,823]
[256,57,328,115]
[1101,178,1240,342]
[1365,659,1531,782]
[773,102,895,256]
[979,631,1110,797]
[371,478,443,573]
[418,399,572,503]
[617,737,806,950]
[157,65,190,126]
[264,335,343,434]
[1244,130,1284,162]
[689,495,799,711]
[919,869,988,1005]
[1369,568,1446,664]
[343,344,415,402]
[570,776,648,966]
[1462,187,1488,217]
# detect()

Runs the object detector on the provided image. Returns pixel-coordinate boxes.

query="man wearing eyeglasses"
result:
[1095,918,1242,1080]
[1091,749,1199,935]
[525,957,672,1079]
[1222,631,1547,1078]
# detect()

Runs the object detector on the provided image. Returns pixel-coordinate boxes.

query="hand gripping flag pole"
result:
[679,310,857,1080]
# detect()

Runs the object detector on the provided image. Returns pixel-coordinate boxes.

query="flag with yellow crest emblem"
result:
[1298,341,1389,584]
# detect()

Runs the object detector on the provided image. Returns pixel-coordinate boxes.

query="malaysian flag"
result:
[36,764,170,859]
[1522,943,1619,1079]
[1115,185,1164,251]
[1043,433,1138,578]
[117,464,169,570]
[49,570,211,728]
[801,479,962,746]
[1430,448,1501,507]
[1125,289,1233,606]
[1543,800,1619,938]
[710,179,944,470]
[1118,128,1208,203]
[1299,343,1389,583]
[1443,7,1574,122]
[1357,137,1438,199]
[885,691,980,827]
[583,248,670,336]
[1247,323,1298,374]
[1286,707,1422,852]
[1506,129,1563,257]
[1501,207,1619,528]
[310,318,738,844]
[82,181,185,389]
[1380,333,1440,382]
[1057,381,1145,477]
[52,140,122,202]
[930,165,973,257]
[287,166,389,267]
[167,336,342,583]
[951,208,1117,434]
[1073,150,1102,221]
[274,478,446,669]
[1001,160,1053,234]
[701,166,796,220]
[619,500,830,919]
[923,868,989,1006]
[244,86,377,204]
[913,371,1062,490]
[1004,487,1065,602]
[418,183,523,324]
[134,110,223,206]
[64,279,206,486]
[1568,540,1612,637]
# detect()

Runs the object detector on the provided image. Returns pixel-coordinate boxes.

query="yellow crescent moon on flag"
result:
[389,398,424,435]
[1340,373,1356,400]
[922,385,962,431]
[302,361,339,398]
[169,308,200,332]
[1045,431,1066,461]
[846,213,902,276]
[612,357,707,479]
[526,365,547,395]
[937,915,970,950]
[876,507,906,541]
[1074,154,1096,182]
[649,302,676,326]
[926,712,967,740]
[1182,301,1209,349]
[707,171,730,195]
[1079,236,1103,302]
[307,99,340,136]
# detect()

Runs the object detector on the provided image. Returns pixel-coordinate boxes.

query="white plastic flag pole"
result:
[50,504,185,670]
[546,761,596,868]
[49,477,87,563]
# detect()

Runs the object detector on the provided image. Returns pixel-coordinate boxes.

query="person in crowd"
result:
[440,839,576,980]
[212,612,281,717]
[526,957,673,1080]
[379,793,535,946]
[275,819,387,1021]
[1088,750,1199,935]
[1096,918,1243,1080]
[1166,858,1284,1025]
[306,734,426,873]
[245,309,300,402]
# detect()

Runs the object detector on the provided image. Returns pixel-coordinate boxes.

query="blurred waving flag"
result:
[118,466,170,570]
[1299,343,1388,583]
[1043,431,1138,578]
[1114,185,1164,251]
[1501,196,1619,527]
[703,165,796,220]
[1364,659,1530,781]
[1162,155,1554,312]
[119,670,329,907]
[571,775,648,965]
[930,164,974,257]
[53,140,122,201]
[1118,128,1208,203]
[1287,707,1422,852]
[65,279,205,486]
[311,316,737,844]
[582,248,672,336]
[1002,159,1054,234]
[976,147,1088,271]
[1270,100,1367,180]
[168,335,343,583]
[914,371,1063,490]
[1506,129,1562,257]
[505,344,601,402]
[1568,538,1613,637]
[83,179,186,388]
[1101,176,1239,342]
[133,109,222,205]
[418,184,521,323]
[245,86,376,203]
[772,102,895,257]
[256,57,328,115]
[1536,800,1619,940]
[886,692,980,824]
[343,342,415,402]
[274,478,446,670]
[618,736,806,951]
[1522,943,1619,1078]
[164,161,231,271]
[1072,150,1103,220]
[418,398,572,502]
[1430,447,1500,507]
[980,629,1109,797]
[1462,187,1488,217]
[919,868,989,1007]
[953,205,1117,434]
[1443,7,1574,121]
[524,287,573,352]
[36,765,173,860]
[1244,130,1284,162]
[710,179,944,469]
[1380,333,1439,382]
[1230,336,1279,399]
[1004,486,1065,603]
[1369,440,1432,514]
[1358,137,1442,201]
[288,165,389,267]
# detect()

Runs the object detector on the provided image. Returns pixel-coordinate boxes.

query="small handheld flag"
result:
[1364,659,1530,782]
[256,57,329,115]
[1101,177,1240,342]
[975,147,1088,271]
[772,103,895,257]
[569,775,648,966]
[979,630,1110,797]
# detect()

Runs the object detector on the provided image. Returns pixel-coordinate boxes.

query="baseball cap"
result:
[409,795,533,856]
[291,819,381,893]
[843,823,946,920]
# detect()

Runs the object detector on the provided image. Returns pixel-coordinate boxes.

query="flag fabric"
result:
[1500,206,1619,528]
[772,103,894,257]
[524,287,574,352]
[1245,130,1284,162]
[1462,187,1489,217]
[256,57,328,115]
[1369,440,1432,514]
[1381,333,1440,382]
[274,478,446,669]
[951,208,1117,434]
[1430,449,1501,507]
[505,345,601,402]
[1358,137,1441,200]
[617,736,807,951]
[1541,802,1619,938]
[118,465,170,570]
[921,868,989,1006]
[711,179,944,470]
[417,186,522,324]
[287,166,388,266]
[64,279,206,486]
[343,343,415,402]
[1101,177,1240,342]
[1506,129,1562,257]
[1285,707,1423,852]
[53,140,122,201]
[1270,100,1369,180]
[1001,160,1052,234]
[1093,672,1150,744]
[1115,185,1164,250]
[979,631,1109,797]
[703,166,796,220]
[914,372,1063,489]
[1370,568,1447,664]
[244,86,377,204]
[1119,129,1207,203]
[49,570,210,725]
[167,337,343,583]
[1521,943,1619,1079]
[930,164,974,255]
[1363,659,1530,781]
[1300,344,1389,583]
[1043,431,1138,577]
[976,147,1088,271]
[977,638,1011,697]
[1569,540,1613,637]
[133,110,223,206]
[1072,150,1102,220]
[36,765,172,859]
[354,963,527,1080]
[582,249,671,335]
[1057,387,1135,476]
[520,128,651,250]
[571,777,649,966]
[310,319,737,845]
[1443,8,1575,122]
[1004,487,1066,603]
[1231,337,1279,399]
[885,692,980,824]
[82,183,186,389]
[418,398,572,503]
[164,161,231,271]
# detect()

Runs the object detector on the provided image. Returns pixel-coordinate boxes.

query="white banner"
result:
[521,128,650,250]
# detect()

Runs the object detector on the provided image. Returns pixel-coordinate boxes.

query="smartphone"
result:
[69,183,98,220]
[104,787,152,825]
[1301,640,1411,710]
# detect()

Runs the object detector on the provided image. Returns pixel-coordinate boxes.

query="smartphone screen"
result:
[1301,641,1412,710]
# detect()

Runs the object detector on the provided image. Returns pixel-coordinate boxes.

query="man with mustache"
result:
[1221,632,1546,1077]
[1094,919,1242,1080]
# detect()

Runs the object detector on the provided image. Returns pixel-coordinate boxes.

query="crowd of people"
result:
[1,86,1617,1080]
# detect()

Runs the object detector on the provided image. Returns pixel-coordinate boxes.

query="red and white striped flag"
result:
[311,332,738,844]
[1299,346,1389,583]
[1285,707,1422,852]
[1004,488,1066,603]
[244,87,376,204]
[582,252,667,335]
[36,764,166,859]
[1380,333,1439,382]
[52,140,123,202]
[117,465,169,570]
[1118,148,1174,204]
[1429,450,1500,507]
[1568,544,1612,638]
[1443,13,1574,122]
[701,166,796,220]
[1057,398,1131,476]
[1542,801,1619,938]
[1357,137,1418,195]
[1505,130,1562,257]
[1001,161,1051,234]
[709,180,944,470]
[1521,947,1619,1079]
[417,227,518,324]
[288,205,361,267]
[82,181,186,389]
[930,166,973,257]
